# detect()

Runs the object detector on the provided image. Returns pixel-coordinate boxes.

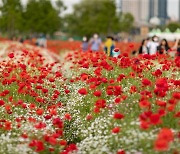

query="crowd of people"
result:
[81,34,180,57]
[11,35,47,48]
[138,35,180,56]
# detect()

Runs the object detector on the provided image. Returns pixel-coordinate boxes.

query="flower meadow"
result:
[0,41,179,154]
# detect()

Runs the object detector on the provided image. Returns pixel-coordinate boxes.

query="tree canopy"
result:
[0,0,65,37]
[64,0,134,37]
[0,0,23,37]
[166,22,180,32]
[0,0,134,38]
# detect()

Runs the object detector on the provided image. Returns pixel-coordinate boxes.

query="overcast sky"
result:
[61,0,179,20]
[20,0,180,20]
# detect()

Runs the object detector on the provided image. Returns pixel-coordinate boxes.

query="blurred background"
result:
[0,0,180,41]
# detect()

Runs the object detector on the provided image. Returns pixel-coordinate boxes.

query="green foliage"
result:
[166,22,180,32]
[0,0,23,37]
[23,0,64,35]
[119,12,134,32]
[64,0,134,37]
[0,0,65,37]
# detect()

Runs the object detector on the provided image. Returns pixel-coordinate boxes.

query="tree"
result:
[119,13,134,33]
[166,22,180,32]
[24,0,65,35]
[63,0,134,37]
[64,0,119,37]
[0,0,23,37]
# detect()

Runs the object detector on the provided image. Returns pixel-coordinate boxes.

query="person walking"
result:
[104,36,115,56]
[81,36,88,51]
[89,34,102,51]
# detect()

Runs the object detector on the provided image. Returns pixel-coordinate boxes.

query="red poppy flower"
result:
[113,112,124,120]
[78,88,88,95]
[156,100,166,107]
[154,139,168,151]
[142,78,151,86]
[150,113,161,125]
[139,100,151,108]
[114,48,120,52]
[93,90,102,97]
[36,109,44,116]
[112,127,120,133]
[0,100,5,106]
[64,113,72,120]
[117,149,126,154]
[59,140,67,146]
[95,99,106,108]
[173,92,180,99]
[157,128,174,142]
[8,52,14,58]
[86,114,93,120]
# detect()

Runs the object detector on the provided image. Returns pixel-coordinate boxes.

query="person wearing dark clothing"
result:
[157,39,170,54]
[81,36,88,51]
[139,39,149,54]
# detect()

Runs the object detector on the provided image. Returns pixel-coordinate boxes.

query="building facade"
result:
[120,0,168,26]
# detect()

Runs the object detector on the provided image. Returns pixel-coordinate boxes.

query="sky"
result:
[16,0,180,20]
[61,0,179,20]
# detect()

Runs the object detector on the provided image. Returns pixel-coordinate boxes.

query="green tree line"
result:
[0,0,134,38]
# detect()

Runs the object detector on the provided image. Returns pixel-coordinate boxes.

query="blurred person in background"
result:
[138,39,149,54]
[172,39,180,56]
[111,48,121,57]
[147,35,159,55]
[81,36,88,51]
[18,36,24,43]
[36,34,47,48]
[157,39,170,54]
[89,33,102,51]
[104,36,115,56]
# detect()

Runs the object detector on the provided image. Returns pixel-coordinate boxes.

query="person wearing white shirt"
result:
[147,36,159,55]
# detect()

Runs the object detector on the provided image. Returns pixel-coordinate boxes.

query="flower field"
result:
[0,41,179,154]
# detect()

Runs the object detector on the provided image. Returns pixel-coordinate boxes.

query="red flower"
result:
[154,128,174,151]
[65,89,70,94]
[129,43,134,48]
[64,113,72,120]
[86,114,93,120]
[0,100,5,106]
[150,113,161,125]
[8,52,14,58]
[174,111,180,118]
[139,100,151,108]
[29,140,44,152]
[78,88,88,95]
[142,78,151,86]
[113,112,124,120]
[114,48,120,52]
[93,90,102,97]
[59,140,67,146]
[65,143,77,152]
[95,99,106,108]
[36,109,44,116]
[157,128,174,142]
[173,92,180,99]
[52,118,63,128]
[49,137,57,145]
[117,150,126,154]
[154,139,168,151]
[156,100,166,107]
[140,121,149,130]
[114,97,121,104]
[112,127,120,133]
